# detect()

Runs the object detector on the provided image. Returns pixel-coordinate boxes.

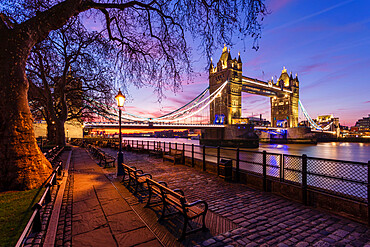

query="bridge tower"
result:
[270,68,299,127]
[209,45,243,125]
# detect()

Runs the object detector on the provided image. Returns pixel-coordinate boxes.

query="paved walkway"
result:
[57,147,370,247]
[67,147,161,246]
[103,148,370,247]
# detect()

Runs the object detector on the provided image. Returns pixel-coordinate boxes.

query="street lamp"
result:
[115,89,126,176]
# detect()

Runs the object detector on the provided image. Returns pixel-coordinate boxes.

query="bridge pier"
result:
[200,124,259,148]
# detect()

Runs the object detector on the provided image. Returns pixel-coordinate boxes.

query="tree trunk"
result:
[46,121,56,144]
[0,31,52,191]
[55,120,66,146]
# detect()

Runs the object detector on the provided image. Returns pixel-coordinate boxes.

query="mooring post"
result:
[302,154,308,206]
[263,150,267,192]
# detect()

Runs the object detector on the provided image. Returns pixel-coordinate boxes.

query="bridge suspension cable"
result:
[83,81,228,123]
[298,99,323,130]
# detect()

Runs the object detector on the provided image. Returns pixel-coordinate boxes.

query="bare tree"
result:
[0,0,266,191]
[27,18,117,146]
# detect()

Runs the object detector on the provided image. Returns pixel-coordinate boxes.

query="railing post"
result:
[280,154,284,182]
[302,154,308,206]
[202,145,206,171]
[236,148,240,182]
[367,161,370,226]
[45,185,52,203]
[263,150,267,192]
[169,142,171,153]
[52,172,57,185]
[147,140,149,150]
[182,143,185,164]
[191,144,194,167]
[217,146,220,176]
[175,142,177,151]
[163,142,166,153]
[32,204,42,233]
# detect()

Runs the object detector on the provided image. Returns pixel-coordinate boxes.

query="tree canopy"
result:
[0,0,266,190]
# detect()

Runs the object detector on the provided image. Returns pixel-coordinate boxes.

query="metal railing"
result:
[15,146,64,247]
[123,139,369,222]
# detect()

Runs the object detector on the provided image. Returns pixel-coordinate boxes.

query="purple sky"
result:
[123,0,370,127]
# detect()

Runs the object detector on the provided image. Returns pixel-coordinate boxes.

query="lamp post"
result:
[115,89,126,176]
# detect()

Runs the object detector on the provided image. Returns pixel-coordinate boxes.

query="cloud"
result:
[267,0,294,12]
[266,0,356,34]
[298,62,328,75]
[365,101,370,104]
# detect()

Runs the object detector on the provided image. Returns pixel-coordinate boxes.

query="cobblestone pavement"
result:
[107,149,370,247]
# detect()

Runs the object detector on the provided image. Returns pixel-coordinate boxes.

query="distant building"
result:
[355,114,370,129]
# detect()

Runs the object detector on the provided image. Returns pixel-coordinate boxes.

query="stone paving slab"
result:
[67,147,161,247]
[101,149,370,247]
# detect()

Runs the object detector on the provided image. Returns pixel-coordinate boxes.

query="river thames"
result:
[122,137,370,163]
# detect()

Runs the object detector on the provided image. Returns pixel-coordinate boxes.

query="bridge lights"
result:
[115,89,125,176]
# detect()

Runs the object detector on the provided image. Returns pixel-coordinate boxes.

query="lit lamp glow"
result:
[115,89,125,176]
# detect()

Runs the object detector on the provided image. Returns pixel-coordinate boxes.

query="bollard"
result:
[302,154,308,206]
[263,150,267,192]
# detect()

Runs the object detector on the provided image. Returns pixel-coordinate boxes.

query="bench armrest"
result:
[135,169,144,174]
[158,181,167,187]
[137,173,152,179]
[173,189,185,196]
[185,200,208,211]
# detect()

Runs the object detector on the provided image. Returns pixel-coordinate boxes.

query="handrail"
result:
[15,146,64,247]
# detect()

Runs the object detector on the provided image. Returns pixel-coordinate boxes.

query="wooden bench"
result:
[99,153,116,168]
[149,147,163,157]
[132,144,145,153]
[145,178,208,241]
[122,164,152,194]
[163,149,183,164]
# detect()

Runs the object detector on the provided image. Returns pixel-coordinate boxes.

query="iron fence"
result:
[121,139,369,204]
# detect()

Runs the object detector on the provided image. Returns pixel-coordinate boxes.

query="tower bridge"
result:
[82,45,337,146]
[209,44,299,128]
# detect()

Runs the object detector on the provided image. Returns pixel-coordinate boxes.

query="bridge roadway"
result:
[84,122,225,129]
[83,122,288,132]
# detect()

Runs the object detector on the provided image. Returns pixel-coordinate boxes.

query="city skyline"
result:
[119,0,370,127]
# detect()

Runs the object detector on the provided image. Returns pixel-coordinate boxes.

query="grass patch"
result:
[0,188,44,247]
